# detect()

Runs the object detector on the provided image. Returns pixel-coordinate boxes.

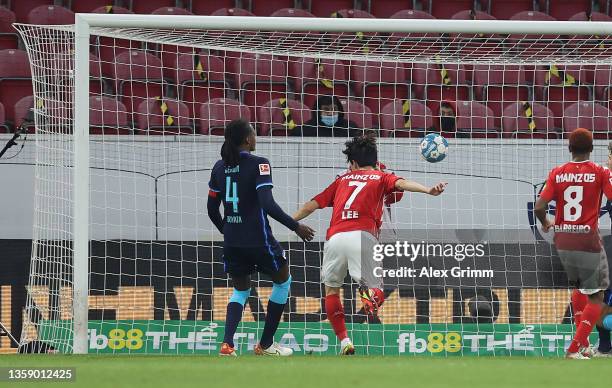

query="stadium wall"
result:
[1,136,611,240]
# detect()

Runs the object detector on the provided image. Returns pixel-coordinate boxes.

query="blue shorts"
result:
[222,244,286,277]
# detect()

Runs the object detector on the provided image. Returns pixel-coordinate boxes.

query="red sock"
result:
[568,302,602,353]
[571,290,588,330]
[372,288,385,307]
[325,294,347,341]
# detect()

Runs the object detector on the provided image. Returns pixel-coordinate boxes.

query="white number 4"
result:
[345,181,367,209]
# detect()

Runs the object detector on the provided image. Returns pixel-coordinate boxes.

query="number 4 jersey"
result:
[540,160,612,252]
[313,169,402,240]
[208,152,278,247]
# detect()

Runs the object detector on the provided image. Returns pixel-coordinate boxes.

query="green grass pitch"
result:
[0,355,608,388]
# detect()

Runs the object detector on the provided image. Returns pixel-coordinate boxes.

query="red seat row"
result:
[0,47,611,128]
[7,94,611,139]
[8,1,605,21]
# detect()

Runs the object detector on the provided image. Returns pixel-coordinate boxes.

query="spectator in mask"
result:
[292,95,361,137]
[439,100,456,133]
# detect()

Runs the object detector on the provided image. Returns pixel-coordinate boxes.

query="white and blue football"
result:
[419,133,448,163]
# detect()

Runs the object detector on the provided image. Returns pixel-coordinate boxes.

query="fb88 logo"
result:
[89,328,144,350]
[397,332,462,354]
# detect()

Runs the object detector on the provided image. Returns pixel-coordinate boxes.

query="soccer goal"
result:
[13,15,612,355]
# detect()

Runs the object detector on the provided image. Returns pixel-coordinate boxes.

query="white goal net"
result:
[13,16,612,355]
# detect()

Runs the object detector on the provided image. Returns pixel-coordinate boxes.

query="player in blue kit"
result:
[591,289,612,357]
[207,119,315,357]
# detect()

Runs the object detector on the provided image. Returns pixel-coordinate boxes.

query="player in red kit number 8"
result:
[293,134,447,355]
[535,128,612,359]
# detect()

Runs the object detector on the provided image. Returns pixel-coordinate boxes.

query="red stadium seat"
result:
[379,100,433,138]
[199,97,252,135]
[14,96,36,132]
[509,10,556,23]
[367,0,413,18]
[448,10,503,56]
[429,0,475,19]
[411,63,470,112]
[0,101,9,132]
[211,8,255,16]
[269,8,316,17]
[593,65,612,101]
[455,100,499,138]
[27,5,74,25]
[91,6,137,75]
[89,96,131,135]
[307,0,357,17]
[289,57,349,109]
[12,0,53,23]
[0,7,17,50]
[158,44,199,79]
[91,5,133,14]
[566,12,612,56]
[72,1,120,13]
[339,99,375,130]
[545,0,592,20]
[508,10,557,51]
[332,9,375,18]
[131,0,176,14]
[111,50,165,119]
[0,49,33,124]
[259,98,311,136]
[230,53,288,118]
[248,0,297,16]
[563,102,612,139]
[387,10,438,53]
[172,52,228,105]
[472,65,529,123]
[502,101,557,138]
[568,11,612,21]
[451,10,496,20]
[151,7,193,15]
[190,1,237,15]
[534,65,592,126]
[135,98,193,134]
[45,51,101,97]
[14,95,70,133]
[350,60,409,115]
[483,0,535,19]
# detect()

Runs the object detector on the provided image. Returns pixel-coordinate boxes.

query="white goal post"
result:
[14,14,612,355]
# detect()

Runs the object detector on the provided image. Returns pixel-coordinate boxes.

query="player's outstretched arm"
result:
[395,179,447,196]
[293,200,319,221]
[534,197,554,232]
[257,187,315,241]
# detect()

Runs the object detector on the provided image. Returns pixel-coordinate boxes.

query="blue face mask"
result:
[321,114,339,127]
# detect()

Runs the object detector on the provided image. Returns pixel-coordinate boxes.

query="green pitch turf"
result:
[0,355,608,388]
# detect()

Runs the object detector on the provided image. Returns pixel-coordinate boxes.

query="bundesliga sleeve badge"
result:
[259,163,271,175]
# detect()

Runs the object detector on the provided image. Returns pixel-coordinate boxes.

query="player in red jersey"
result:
[535,128,612,359]
[293,134,447,355]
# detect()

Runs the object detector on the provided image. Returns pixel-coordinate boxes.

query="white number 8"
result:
[563,186,583,222]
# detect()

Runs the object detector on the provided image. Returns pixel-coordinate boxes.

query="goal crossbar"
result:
[74,14,612,35]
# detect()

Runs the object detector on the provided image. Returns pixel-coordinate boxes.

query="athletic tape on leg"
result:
[269,275,292,304]
[229,288,251,306]
[603,315,612,331]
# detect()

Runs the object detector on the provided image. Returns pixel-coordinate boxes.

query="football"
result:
[419,133,448,163]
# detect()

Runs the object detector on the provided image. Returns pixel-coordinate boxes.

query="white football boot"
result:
[254,342,293,356]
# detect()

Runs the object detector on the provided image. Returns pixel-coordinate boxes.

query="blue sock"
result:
[223,289,250,347]
[597,326,611,353]
[260,276,291,349]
